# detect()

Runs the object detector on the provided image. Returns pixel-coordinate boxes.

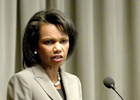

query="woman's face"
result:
[37,23,69,68]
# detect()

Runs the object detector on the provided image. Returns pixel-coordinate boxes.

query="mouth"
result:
[52,55,63,62]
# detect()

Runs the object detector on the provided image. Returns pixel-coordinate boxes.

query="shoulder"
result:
[11,67,33,78]
[7,68,33,99]
[8,68,33,85]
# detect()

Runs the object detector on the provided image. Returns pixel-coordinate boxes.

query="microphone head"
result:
[103,77,115,89]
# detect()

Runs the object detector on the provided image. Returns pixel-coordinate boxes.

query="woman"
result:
[7,9,82,100]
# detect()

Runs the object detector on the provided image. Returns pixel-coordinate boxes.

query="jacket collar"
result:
[60,71,72,100]
[31,65,75,100]
[32,65,62,100]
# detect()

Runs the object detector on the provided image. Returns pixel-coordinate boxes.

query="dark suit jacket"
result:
[7,65,82,100]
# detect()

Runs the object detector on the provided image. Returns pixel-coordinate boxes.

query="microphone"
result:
[103,77,124,100]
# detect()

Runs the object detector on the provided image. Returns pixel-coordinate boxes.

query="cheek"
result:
[38,46,50,58]
[66,46,69,52]
[65,44,69,54]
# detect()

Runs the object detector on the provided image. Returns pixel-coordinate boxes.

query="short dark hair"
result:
[22,9,78,67]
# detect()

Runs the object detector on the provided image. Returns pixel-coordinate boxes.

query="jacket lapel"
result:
[61,71,74,100]
[32,65,62,100]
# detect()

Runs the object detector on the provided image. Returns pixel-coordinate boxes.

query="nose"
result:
[53,42,62,54]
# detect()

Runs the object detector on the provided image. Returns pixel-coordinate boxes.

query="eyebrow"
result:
[41,36,69,41]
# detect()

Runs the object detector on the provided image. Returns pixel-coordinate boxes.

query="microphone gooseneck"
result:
[103,77,124,100]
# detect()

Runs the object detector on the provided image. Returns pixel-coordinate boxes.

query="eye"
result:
[61,39,68,44]
[44,40,54,45]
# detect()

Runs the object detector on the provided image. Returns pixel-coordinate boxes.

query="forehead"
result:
[39,23,68,38]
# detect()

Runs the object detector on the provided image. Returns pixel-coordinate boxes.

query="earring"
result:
[34,51,37,54]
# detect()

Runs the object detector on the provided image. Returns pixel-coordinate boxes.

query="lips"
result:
[52,55,63,62]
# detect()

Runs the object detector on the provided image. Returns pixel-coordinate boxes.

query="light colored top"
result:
[7,65,82,100]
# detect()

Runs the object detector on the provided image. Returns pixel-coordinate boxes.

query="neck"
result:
[41,65,60,82]
[46,69,59,82]
[45,68,62,89]
[40,61,61,82]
